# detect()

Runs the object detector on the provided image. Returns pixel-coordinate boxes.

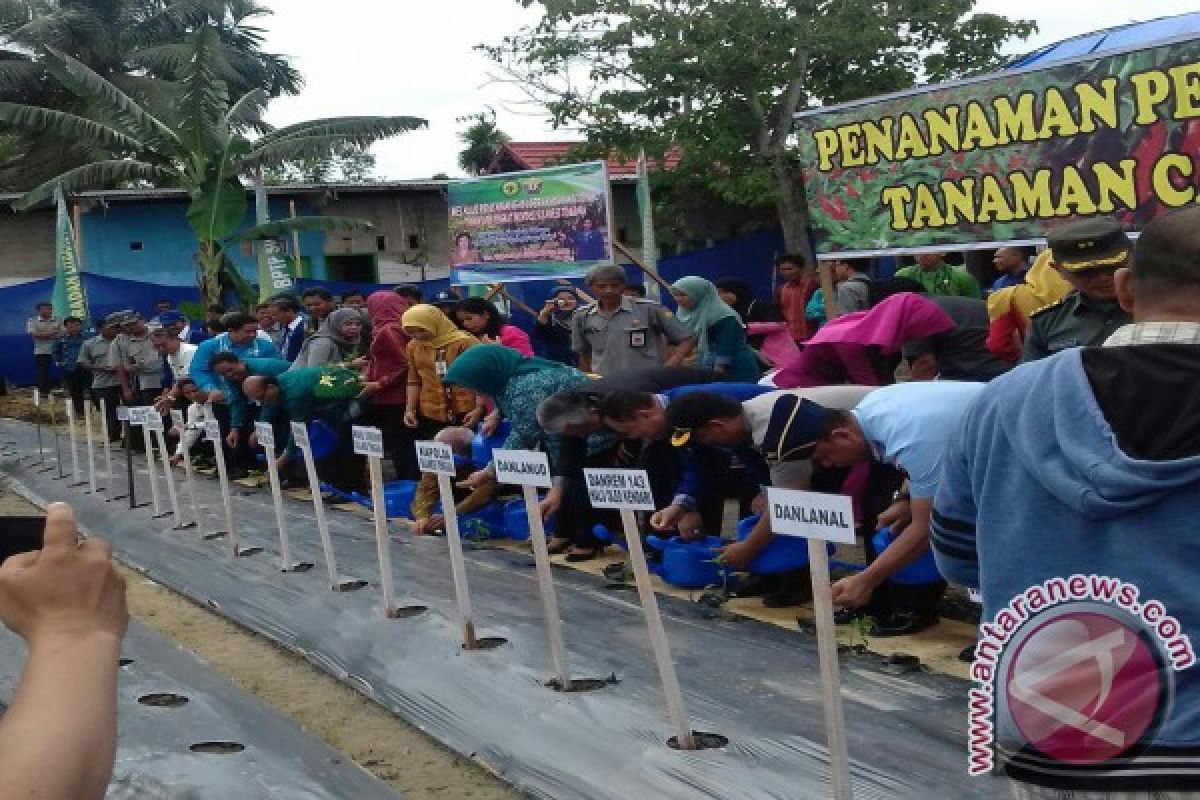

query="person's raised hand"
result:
[481,414,501,437]
[717,540,755,570]
[403,409,418,429]
[224,429,239,449]
[649,504,686,531]
[456,469,491,491]
[751,492,768,515]
[538,486,563,520]
[675,510,704,540]
[876,500,912,532]
[0,503,127,646]
[830,574,875,610]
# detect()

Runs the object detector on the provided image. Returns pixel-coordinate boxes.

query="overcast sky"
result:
[259,0,1200,181]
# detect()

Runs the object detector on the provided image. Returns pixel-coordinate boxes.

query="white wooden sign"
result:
[144,410,164,432]
[493,449,552,488]
[170,409,185,429]
[415,441,456,475]
[254,422,276,449]
[204,418,221,442]
[352,425,384,458]
[766,488,857,545]
[127,406,149,426]
[32,388,40,406]
[290,421,310,449]
[117,405,131,422]
[583,468,655,511]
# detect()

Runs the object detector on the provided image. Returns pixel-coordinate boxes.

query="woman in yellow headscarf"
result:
[985,250,1072,363]
[401,304,483,434]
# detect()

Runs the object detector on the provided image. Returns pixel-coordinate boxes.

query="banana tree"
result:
[0,23,426,305]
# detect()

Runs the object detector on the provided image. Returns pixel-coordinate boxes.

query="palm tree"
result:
[0,0,302,189]
[0,24,425,304]
[457,111,509,175]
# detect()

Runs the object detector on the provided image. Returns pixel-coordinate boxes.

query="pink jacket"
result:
[747,321,800,367]
[497,324,534,356]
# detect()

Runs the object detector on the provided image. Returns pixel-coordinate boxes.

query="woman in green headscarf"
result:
[670,276,761,382]
[444,344,601,559]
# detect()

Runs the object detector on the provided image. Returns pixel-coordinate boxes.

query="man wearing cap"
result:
[108,312,163,407]
[78,316,122,440]
[1020,217,1133,362]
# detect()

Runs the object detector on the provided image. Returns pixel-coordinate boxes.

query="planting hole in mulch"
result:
[335,579,368,591]
[285,562,315,573]
[464,636,508,651]
[138,692,189,708]
[236,546,263,557]
[189,741,245,755]
[119,658,134,667]
[202,531,227,541]
[545,677,611,693]
[389,605,428,619]
[667,731,729,750]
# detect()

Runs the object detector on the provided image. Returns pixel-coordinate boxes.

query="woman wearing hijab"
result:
[453,296,534,356]
[773,292,956,388]
[361,290,419,479]
[401,304,484,438]
[532,286,579,364]
[291,308,363,368]
[715,277,795,367]
[445,345,614,561]
[985,250,1072,364]
[670,276,761,382]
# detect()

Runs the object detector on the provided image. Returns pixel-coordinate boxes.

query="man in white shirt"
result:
[150,327,196,414]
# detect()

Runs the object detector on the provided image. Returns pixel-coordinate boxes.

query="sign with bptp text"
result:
[144,410,164,432]
[170,409,185,429]
[116,406,131,422]
[290,422,310,449]
[584,468,655,511]
[493,449,552,488]
[254,422,275,449]
[352,426,384,458]
[203,418,221,443]
[766,487,856,545]
[416,441,456,475]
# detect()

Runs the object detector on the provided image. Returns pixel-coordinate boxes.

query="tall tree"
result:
[0,24,424,304]
[0,0,302,189]
[457,111,509,175]
[484,0,1035,254]
[262,141,378,184]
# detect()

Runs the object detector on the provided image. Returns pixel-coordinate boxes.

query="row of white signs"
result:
[117,413,855,546]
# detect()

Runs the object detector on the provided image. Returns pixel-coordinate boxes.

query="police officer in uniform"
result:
[1021,218,1133,362]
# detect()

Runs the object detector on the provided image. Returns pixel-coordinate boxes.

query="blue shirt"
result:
[53,332,86,371]
[990,269,1028,293]
[189,333,281,393]
[851,381,985,499]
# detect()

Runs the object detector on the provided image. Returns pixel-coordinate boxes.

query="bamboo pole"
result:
[613,240,672,292]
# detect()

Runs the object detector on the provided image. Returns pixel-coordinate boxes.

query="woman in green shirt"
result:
[670,276,761,382]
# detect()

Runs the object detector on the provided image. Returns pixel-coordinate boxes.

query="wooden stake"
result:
[295,428,342,588]
[523,484,570,687]
[99,397,113,490]
[141,423,165,517]
[367,455,397,616]
[437,472,476,648]
[808,538,853,799]
[619,507,694,750]
[173,412,202,528]
[258,425,299,571]
[209,428,241,556]
[82,400,98,494]
[153,428,184,528]
[66,402,84,486]
[613,240,672,292]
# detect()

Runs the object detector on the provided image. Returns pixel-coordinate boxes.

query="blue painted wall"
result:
[79,197,328,287]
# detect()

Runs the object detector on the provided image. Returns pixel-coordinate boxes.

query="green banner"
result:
[259,237,296,299]
[448,161,612,284]
[51,186,89,323]
[795,37,1200,257]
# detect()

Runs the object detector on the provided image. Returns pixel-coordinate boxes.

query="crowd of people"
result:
[18,207,1200,794]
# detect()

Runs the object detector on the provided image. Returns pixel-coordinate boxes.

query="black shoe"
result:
[958,643,977,663]
[603,561,630,581]
[733,573,776,598]
[565,546,604,563]
[870,609,939,638]
[762,583,813,608]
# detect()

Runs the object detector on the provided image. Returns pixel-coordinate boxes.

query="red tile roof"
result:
[488,142,681,176]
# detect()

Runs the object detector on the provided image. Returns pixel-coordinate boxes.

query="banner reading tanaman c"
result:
[51,186,89,324]
[795,35,1200,257]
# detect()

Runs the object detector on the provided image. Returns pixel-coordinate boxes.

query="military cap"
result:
[1047,218,1132,272]
[104,310,133,326]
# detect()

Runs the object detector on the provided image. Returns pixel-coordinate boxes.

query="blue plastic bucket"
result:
[471,420,512,466]
[383,480,419,518]
[737,514,834,575]
[452,503,506,540]
[308,420,338,460]
[645,535,728,589]
[872,526,944,585]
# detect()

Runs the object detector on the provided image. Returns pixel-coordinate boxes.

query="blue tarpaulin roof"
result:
[1007,12,1200,69]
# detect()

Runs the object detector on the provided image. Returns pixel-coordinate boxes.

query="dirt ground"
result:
[0,480,522,800]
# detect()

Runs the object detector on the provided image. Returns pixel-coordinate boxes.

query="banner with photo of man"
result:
[447,161,613,284]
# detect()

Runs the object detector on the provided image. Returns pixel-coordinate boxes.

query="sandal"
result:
[547,537,571,555]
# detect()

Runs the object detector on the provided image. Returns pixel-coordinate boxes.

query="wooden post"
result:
[613,240,672,292]
[368,455,397,614]
[438,471,477,648]
[82,398,98,493]
[257,422,304,571]
[289,200,303,278]
[32,388,47,468]
[153,426,184,528]
[140,417,165,518]
[292,422,347,589]
[65,401,84,487]
[205,417,242,556]
[171,409,202,528]
[99,397,114,490]
[494,449,570,688]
